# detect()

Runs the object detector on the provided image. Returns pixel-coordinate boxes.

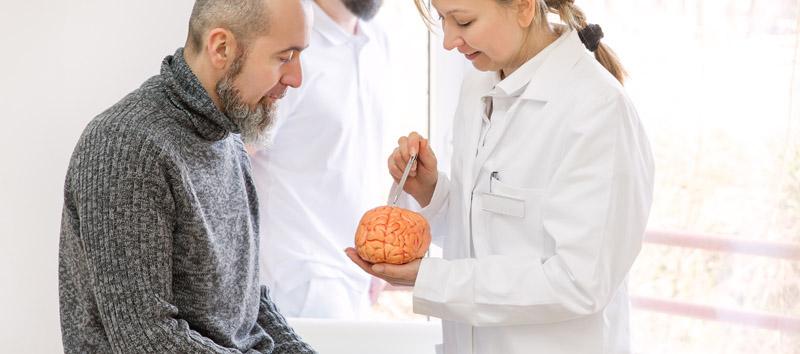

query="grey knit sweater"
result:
[59,49,316,354]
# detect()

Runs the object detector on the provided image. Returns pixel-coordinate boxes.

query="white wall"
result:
[0,1,194,352]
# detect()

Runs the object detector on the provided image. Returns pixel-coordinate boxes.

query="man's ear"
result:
[205,28,238,70]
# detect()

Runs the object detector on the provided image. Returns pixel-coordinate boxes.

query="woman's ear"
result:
[516,0,537,28]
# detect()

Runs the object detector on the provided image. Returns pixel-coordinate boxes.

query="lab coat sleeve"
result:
[388,171,450,248]
[412,93,654,326]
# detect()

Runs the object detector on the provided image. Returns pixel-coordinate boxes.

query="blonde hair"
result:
[413,0,627,84]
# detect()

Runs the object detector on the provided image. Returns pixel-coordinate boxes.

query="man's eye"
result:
[279,51,295,63]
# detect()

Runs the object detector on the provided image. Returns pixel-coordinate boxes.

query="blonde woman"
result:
[347,0,654,353]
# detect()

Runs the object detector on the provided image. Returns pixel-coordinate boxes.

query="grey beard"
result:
[342,0,383,20]
[216,58,277,147]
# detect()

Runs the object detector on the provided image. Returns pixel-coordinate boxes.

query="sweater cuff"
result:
[258,286,316,353]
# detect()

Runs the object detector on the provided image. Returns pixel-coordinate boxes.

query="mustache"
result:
[268,89,287,100]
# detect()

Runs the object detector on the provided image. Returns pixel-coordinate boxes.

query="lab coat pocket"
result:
[480,180,545,255]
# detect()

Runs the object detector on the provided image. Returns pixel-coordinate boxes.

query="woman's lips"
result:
[465,51,481,61]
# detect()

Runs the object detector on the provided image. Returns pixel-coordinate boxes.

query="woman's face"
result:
[432,0,528,72]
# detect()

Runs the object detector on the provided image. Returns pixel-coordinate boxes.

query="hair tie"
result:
[578,24,604,52]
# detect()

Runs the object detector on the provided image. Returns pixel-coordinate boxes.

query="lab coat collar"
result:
[518,29,587,102]
[490,29,570,99]
[311,2,374,46]
[466,30,589,190]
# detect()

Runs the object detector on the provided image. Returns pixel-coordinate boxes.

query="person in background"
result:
[347,0,655,353]
[59,1,317,352]
[248,0,391,319]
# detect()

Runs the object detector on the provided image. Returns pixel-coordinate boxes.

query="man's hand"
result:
[345,248,419,287]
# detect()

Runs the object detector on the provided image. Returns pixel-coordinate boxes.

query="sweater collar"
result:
[162,48,239,141]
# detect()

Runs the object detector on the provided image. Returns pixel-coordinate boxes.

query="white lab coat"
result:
[249,2,391,318]
[408,30,654,354]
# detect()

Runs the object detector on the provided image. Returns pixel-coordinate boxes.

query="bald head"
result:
[183,0,311,146]
[186,0,271,54]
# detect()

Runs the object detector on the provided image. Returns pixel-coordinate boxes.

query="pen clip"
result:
[490,171,499,193]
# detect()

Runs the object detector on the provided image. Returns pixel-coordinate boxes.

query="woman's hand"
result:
[389,132,438,207]
[345,248,419,287]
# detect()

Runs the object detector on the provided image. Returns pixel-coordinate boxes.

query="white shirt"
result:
[249,2,391,315]
[397,30,654,354]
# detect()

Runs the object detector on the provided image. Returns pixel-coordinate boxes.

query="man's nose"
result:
[281,57,303,88]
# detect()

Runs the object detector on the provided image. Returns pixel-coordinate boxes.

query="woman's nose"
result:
[443,34,464,51]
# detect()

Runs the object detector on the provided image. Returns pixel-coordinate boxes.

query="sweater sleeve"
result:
[67,131,244,353]
[256,286,317,354]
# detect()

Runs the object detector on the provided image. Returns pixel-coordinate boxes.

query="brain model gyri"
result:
[355,206,431,265]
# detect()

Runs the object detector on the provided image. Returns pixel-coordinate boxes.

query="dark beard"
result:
[342,0,383,21]
[216,51,277,146]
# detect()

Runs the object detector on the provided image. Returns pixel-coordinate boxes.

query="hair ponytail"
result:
[412,0,627,84]
[545,0,627,84]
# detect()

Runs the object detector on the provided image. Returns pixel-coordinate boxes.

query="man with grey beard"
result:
[248,0,390,319]
[58,0,317,352]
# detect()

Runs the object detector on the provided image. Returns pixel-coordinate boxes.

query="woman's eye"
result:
[457,20,472,27]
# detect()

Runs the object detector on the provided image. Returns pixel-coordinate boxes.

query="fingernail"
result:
[372,264,385,273]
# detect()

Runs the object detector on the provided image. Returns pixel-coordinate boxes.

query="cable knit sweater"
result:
[58,48,316,354]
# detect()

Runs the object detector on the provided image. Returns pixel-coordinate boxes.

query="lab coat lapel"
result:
[468,30,587,190]
[461,104,483,194]
[469,99,521,190]
[458,73,492,258]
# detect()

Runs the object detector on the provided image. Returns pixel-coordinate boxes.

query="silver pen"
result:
[390,154,417,206]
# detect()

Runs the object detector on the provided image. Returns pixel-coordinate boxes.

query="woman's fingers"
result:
[388,148,403,181]
[370,259,419,287]
[390,132,435,180]
[413,138,436,179]
[397,136,409,162]
[345,248,378,277]
[417,138,428,171]
[344,248,411,286]
[405,132,423,176]
[407,132,421,156]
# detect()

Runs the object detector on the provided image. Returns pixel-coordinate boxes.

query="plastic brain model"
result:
[355,206,431,265]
